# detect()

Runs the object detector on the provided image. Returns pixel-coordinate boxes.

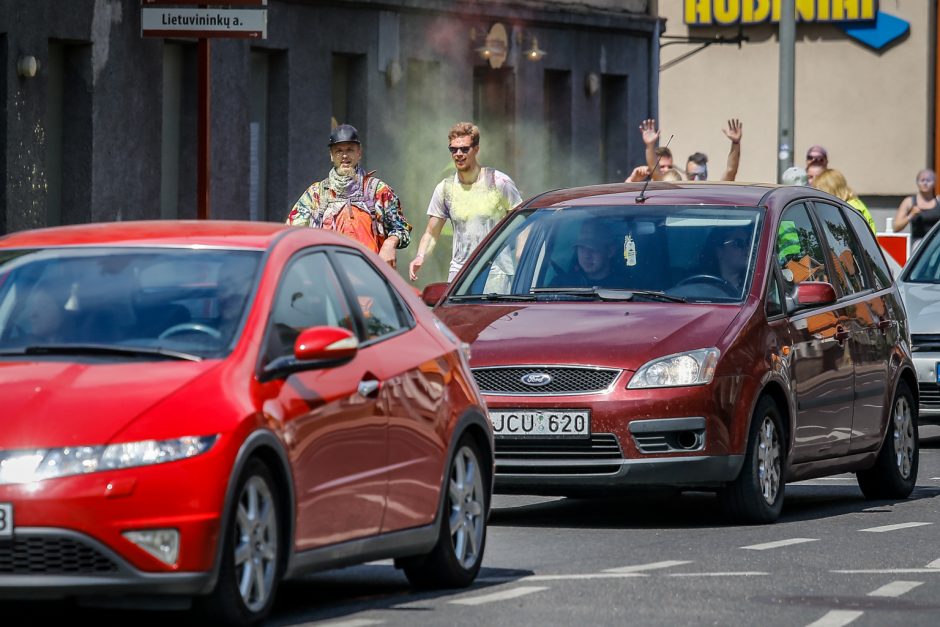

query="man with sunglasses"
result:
[409,122,522,282]
[286,124,412,268]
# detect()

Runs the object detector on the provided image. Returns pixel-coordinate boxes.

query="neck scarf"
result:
[329,165,365,201]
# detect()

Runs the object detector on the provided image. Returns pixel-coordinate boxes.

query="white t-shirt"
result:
[426,168,522,280]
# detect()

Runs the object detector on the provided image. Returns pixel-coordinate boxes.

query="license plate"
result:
[490,410,590,438]
[0,503,12,538]
[936,362,940,384]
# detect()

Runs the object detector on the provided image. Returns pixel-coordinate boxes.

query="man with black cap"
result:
[287,124,411,267]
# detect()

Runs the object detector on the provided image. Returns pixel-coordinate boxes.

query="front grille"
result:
[918,383,940,411]
[911,334,940,352]
[495,433,623,475]
[473,366,621,395]
[0,536,119,574]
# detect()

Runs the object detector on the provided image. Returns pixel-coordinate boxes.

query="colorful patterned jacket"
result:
[286,170,412,249]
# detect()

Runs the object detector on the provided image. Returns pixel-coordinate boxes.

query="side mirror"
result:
[259,326,358,382]
[795,281,837,306]
[294,325,358,362]
[421,282,449,307]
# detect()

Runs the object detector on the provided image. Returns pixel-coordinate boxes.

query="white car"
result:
[896,222,940,425]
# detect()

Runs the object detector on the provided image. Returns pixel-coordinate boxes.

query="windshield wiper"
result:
[447,293,537,302]
[1,344,203,362]
[531,287,686,303]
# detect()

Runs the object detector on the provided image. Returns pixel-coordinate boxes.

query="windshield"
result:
[0,247,262,359]
[451,205,763,304]
[905,228,940,283]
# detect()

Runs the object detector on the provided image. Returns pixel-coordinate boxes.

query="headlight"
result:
[0,435,218,485]
[627,348,720,389]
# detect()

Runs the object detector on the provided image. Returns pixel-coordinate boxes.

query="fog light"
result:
[123,529,180,566]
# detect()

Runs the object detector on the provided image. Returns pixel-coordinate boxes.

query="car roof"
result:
[0,220,298,250]
[526,181,785,209]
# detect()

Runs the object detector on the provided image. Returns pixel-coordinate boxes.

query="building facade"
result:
[657,0,935,228]
[1,0,660,283]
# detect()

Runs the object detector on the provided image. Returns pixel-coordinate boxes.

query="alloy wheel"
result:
[892,393,915,479]
[234,475,278,612]
[757,416,781,505]
[448,445,485,569]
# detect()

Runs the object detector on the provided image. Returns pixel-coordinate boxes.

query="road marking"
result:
[927,558,940,569]
[450,586,548,606]
[859,522,932,533]
[741,538,818,550]
[833,568,940,574]
[867,580,923,597]
[604,560,691,574]
[525,573,645,581]
[318,620,384,627]
[666,572,768,577]
[805,610,864,627]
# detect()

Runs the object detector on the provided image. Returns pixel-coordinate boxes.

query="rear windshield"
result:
[452,205,763,304]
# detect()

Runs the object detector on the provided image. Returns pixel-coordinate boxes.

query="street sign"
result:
[877,232,911,267]
[141,7,267,39]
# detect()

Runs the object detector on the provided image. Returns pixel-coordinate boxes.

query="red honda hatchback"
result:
[426,181,918,524]
[0,221,492,625]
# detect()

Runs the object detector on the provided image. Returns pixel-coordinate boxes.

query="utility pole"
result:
[777,0,795,183]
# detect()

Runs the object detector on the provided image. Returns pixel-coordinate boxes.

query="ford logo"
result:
[521,372,552,387]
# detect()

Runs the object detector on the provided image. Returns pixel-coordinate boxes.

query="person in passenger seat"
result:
[553,221,623,289]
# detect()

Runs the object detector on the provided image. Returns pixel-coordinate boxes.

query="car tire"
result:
[719,395,785,524]
[198,459,283,627]
[401,436,489,589]
[857,380,919,500]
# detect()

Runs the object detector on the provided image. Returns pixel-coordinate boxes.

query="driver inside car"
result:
[714,227,751,294]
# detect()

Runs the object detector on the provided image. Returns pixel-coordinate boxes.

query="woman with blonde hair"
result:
[812,168,876,233]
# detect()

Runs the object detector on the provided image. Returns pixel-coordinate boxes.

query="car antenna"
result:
[636,134,674,204]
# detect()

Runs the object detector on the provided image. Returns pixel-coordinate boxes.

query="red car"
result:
[426,181,918,524]
[0,221,492,625]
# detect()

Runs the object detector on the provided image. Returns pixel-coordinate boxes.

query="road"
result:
[6,427,940,626]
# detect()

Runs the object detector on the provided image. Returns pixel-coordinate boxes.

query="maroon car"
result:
[425,181,919,523]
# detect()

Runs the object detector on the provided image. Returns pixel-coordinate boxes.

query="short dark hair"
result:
[654,146,673,159]
[688,152,708,166]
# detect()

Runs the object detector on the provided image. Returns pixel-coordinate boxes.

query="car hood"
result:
[899,282,940,334]
[0,359,222,449]
[434,302,740,370]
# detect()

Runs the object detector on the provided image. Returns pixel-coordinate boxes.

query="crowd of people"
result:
[285,117,939,284]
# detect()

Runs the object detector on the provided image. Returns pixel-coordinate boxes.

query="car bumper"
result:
[495,452,744,494]
[911,352,940,424]
[0,528,211,600]
[0,446,230,580]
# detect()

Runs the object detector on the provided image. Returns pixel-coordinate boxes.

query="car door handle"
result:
[358,379,381,398]
[877,319,892,333]
[834,326,850,343]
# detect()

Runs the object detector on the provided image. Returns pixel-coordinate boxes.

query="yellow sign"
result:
[684,0,877,25]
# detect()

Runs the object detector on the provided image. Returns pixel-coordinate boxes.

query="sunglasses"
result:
[806,154,826,162]
[448,145,475,155]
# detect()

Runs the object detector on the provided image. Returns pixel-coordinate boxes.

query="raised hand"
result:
[722,118,743,144]
[640,119,660,147]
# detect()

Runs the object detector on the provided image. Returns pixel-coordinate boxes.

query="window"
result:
[814,202,870,296]
[777,203,828,297]
[333,252,408,341]
[766,271,783,317]
[266,252,351,362]
[844,207,893,290]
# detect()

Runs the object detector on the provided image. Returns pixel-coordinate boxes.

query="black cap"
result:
[328,124,360,146]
